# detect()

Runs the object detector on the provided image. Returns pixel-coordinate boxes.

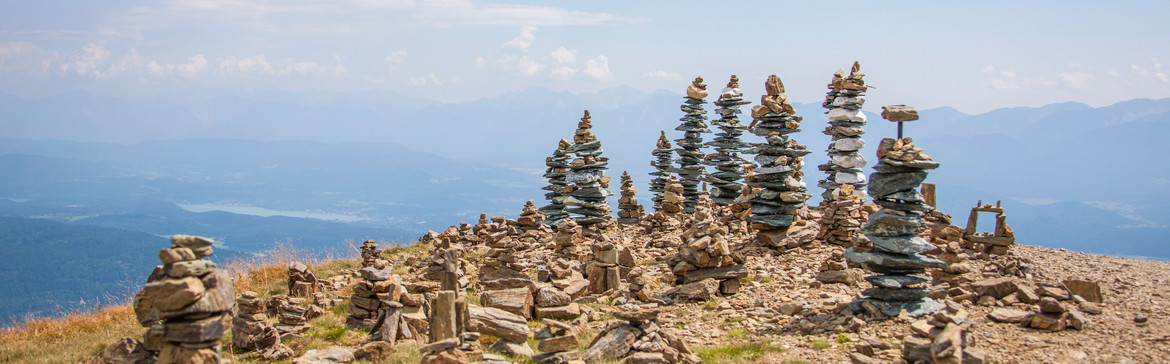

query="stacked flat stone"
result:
[270,295,313,335]
[345,264,398,331]
[287,261,318,298]
[360,240,385,268]
[819,183,871,247]
[564,110,614,227]
[585,236,636,295]
[674,77,711,214]
[232,291,284,355]
[640,176,685,232]
[704,75,754,206]
[818,62,870,202]
[581,308,700,363]
[648,131,674,212]
[539,139,573,225]
[746,75,813,246]
[617,171,645,225]
[846,119,946,318]
[533,319,581,363]
[517,200,546,229]
[667,198,748,297]
[132,235,234,363]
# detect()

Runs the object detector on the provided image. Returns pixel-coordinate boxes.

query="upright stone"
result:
[704,75,754,206]
[746,75,812,248]
[674,76,712,214]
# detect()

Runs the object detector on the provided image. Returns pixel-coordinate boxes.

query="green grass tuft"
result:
[695,341,784,363]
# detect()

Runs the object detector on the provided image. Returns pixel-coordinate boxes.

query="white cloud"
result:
[582,55,611,81]
[408,76,426,86]
[385,50,407,73]
[429,73,443,86]
[980,65,1052,90]
[1154,58,1168,83]
[106,48,146,76]
[219,55,272,74]
[502,26,537,52]
[1058,72,1093,89]
[474,56,486,69]
[550,47,576,64]
[67,43,111,77]
[644,70,681,79]
[282,60,347,76]
[550,66,578,79]
[1108,70,1122,77]
[495,54,544,76]
[147,54,208,78]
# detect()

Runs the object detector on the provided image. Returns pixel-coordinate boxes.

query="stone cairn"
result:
[287,261,318,298]
[585,236,637,296]
[641,176,686,232]
[270,294,315,336]
[345,261,399,331]
[648,131,674,212]
[704,75,754,206]
[420,236,482,363]
[666,198,748,301]
[845,105,948,318]
[746,75,813,247]
[538,139,573,225]
[818,62,872,248]
[564,110,614,227]
[582,308,700,363]
[517,200,546,230]
[674,76,711,214]
[360,239,385,268]
[131,235,234,363]
[232,291,291,360]
[617,171,645,225]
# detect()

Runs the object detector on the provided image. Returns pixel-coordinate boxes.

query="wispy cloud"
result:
[644,70,681,79]
[550,47,576,64]
[502,26,537,52]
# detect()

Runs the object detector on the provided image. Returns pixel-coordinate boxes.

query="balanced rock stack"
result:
[232,291,288,358]
[270,295,313,335]
[132,235,234,363]
[648,131,675,212]
[666,200,747,300]
[550,218,587,261]
[533,319,581,364]
[846,107,947,318]
[818,62,870,202]
[517,200,546,229]
[564,110,614,227]
[704,75,754,206]
[818,184,874,247]
[582,308,700,363]
[287,261,318,298]
[585,236,636,295]
[360,240,385,268]
[344,263,398,331]
[538,139,573,225]
[674,76,712,214]
[640,176,686,232]
[617,171,645,225]
[746,75,813,247]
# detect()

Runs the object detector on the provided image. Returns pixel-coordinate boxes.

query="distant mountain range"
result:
[1,87,1168,323]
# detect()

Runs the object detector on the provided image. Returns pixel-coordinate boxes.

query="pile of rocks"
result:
[564,110,614,227]
[617,171,645,225]
[818,62,870,203]
[539,139,573,225]
[815,250,865,286]
[270,295,315,336]
[853,301,986,364]
[818,184,874,247]
[666,200,747,300]
[846,127,948,318]
[746,75,813,247]
[360,239,385,268]
[704,75,753,206]
[518,200,546,230]
[585,236,637,296]
[550,218,588,260]
[534,285,582,320]
[641,176,686,233]
[288,261,318,298]
[232,291,291,359]
[344,264,399,331]
[979,276,1101,333]
[421,237,471,289]
[533,319,581,363]
[648,131,674,212]
[132,235,234,363]
[468,305,533,359]
[674,76,712,214]
[582,308,700,363]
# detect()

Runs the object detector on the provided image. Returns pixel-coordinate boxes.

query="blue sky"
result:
[1,0,1168,113]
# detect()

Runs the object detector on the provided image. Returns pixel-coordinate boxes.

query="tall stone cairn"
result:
[845,112,946,318]
[360,239,384,268]
[818,62,872,247]
[746,75,813,247]
[704,75,754,206]
[564,110,614,227]
[617,171,645,225]
[231,291,284,356]
[539,139,573,225]
[648,131,674,212]
[132,235,234,364]
[674,76,712,214]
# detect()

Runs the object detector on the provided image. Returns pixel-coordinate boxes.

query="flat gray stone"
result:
[843,249,945,270]
[865,234,935,255]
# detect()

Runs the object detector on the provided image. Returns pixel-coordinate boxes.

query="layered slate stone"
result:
[702,75,754,206]
[674,76,711,213]
[817,62,872,247]
[616,171,645,225]
[564,110,614,227]
[539,139,573,225]
[648,131,674,212]
[746,74,812,246]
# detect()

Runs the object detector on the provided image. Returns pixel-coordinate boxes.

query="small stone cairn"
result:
[232,291,290,359]
[641,176,686,232]
[666,198,747,300]
[674,76,712,214]
[617,171,645,225]
[704,75,753,206]
[564,110,614,227]
[845,106,947,318]
[287,261,318,298]
[582,308,700,363]
[270,295,314,335]
[585,236,637,295]
[648,131,674,212]
[746,75,813,247]
[517,200,546,230]
[360,239,385,268]
[344,261,399,331]
[539,139,573,225]
[131,235,234,363]
[819,184,873,247]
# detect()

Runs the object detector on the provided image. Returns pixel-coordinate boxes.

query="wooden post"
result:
[921,183,936,208]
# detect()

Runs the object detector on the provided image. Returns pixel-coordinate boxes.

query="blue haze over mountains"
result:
[1,87,1168,323]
